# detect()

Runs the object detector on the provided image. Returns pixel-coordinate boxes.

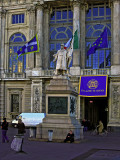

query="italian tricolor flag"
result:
[64,29,79,51]
[64,30,78,67]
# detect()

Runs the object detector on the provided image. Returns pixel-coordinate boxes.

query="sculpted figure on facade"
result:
[53,43,72,75]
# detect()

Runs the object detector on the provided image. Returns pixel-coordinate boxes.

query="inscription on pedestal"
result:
[48,97,68,114]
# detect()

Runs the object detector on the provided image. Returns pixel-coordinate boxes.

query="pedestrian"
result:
[1,118,9,143]
[64,130,74,143]
[97,120,104,135]
[17,119,26,134]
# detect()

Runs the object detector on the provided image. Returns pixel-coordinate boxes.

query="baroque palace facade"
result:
[0,0,120,131]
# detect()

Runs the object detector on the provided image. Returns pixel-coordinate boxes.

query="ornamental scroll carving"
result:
[112,85,120,118]
[33,87,40,113]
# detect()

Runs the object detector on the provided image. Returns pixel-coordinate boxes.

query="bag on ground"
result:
[11,137,23,152]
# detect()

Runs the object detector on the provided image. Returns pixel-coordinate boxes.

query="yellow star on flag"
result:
[31,46,34,50]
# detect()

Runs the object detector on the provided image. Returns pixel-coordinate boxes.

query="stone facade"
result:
[0,0,120,132]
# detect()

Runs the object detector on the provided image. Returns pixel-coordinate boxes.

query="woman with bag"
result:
[1,118,9,143]
[17,119,26,134]
[11,119,25,152]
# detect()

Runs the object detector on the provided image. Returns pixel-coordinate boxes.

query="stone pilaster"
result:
[43,7,49,69]
[27,5,36,69]
[80,4,86,69]
[36,3,44,68]
[0,9,6,75]
[31,80,43,113]
[70,1,81,75]
[111,0,120,75]
[108,77,120,130]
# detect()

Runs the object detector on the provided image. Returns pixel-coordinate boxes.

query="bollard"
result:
[48,130,53,142]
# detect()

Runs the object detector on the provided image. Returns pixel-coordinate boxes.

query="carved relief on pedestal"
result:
[70,96,76,116]
[112,85,120,118]
[33,87,40,113]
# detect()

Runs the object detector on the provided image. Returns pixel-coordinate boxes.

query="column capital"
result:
[27,5,36,13]
[81,2,88,10]
[73,0,80,7]
[1,9,6,18]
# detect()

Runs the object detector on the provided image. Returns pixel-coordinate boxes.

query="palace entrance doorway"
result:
[85,97,108,130]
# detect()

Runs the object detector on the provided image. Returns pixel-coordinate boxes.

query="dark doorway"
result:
[85,97,108,130]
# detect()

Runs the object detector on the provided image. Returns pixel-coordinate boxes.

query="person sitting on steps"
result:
[64,130,74,143]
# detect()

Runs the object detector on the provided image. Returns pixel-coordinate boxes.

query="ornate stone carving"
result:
[33,87,40,113]
[70,96,76,115]
[1,9,6,18]
[27,5,35,13]
[112,85,120,118]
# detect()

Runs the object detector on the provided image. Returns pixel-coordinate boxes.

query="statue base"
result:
[36,75,83,140]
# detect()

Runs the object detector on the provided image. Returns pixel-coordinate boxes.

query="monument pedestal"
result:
[36,75,83,140]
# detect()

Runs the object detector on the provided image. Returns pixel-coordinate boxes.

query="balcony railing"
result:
[2,72,26,79]
[1,68,111,79]
[81,68,111,75]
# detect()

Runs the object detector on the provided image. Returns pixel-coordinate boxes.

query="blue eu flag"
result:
[87,27,108,56]
[16,34,39,59]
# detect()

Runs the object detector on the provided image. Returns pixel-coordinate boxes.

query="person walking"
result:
[97,120,104,135]
[1,118,9,143]
[17,119,25,134]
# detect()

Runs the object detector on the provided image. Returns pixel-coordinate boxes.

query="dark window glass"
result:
[62,10,67,19]
[22,14,24,23]
[57,27,66,32]
[93,8,98,16]
[106,7,111,15]
[16,15,18,23]
[69,10,73,19]
[56,11,61,19]
[12,14,24,24]
[9,33,26,73]
[19,14,22,23]
[93,30,102,37]
[87,9,91,17]
[12,15,15,24]
[99,7,104,16]
[50,30,57,39]
[14,37,23,42]
[11,94,19,112]
[50,44,55,51]
[56,33,66,39]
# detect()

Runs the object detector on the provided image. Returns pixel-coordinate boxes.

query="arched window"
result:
[86,4,111,69]
[49,7,73,69]
[9,33,26,73]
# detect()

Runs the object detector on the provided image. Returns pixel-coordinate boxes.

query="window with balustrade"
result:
[86,3,111,69]
[9,33,26,73]
[49,7,73,69]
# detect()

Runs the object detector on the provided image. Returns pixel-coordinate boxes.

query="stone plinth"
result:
[36,75,83,140]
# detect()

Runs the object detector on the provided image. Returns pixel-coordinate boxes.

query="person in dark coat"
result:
[1,118,9,143]
[17,119,25,134]
[64,130,74,143]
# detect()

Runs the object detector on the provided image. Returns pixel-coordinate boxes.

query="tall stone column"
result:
[70,1,81,75]
[36,4,44,68]
[0,9,6,76]
[0,8,2,76]
[43,7,49,69]
[111,0,120,75]
[27,5,36,69]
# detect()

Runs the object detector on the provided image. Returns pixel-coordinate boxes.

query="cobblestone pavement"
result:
[0,127,120,160]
